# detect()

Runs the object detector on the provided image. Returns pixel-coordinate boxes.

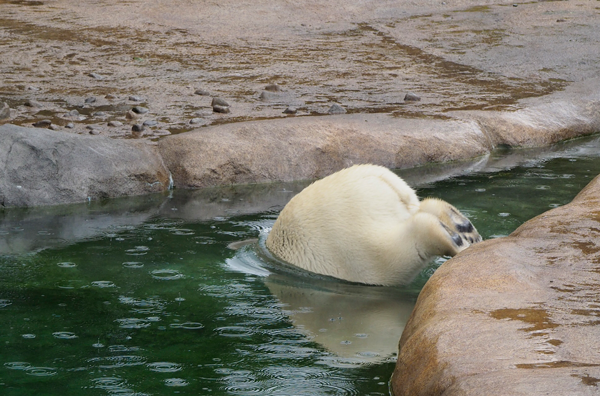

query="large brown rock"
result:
[0,124,171,207]
[158,115,489,188]
[391,174,600,395]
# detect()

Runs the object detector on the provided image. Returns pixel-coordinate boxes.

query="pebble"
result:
[131,124,144,138]
[33,119,52,128]
[105,94,117,100]
[404,92,421,102]
[25,99,43,108]
[88,72,105,80]
[259,91,283,102]
[194,89,210,96]
[49,125,60,131]
[128,95,143,101]
[0,102,10,119]
[108,121,123,127]
[93,111,107,117]
[213,105,230,114]
[154,130,171,136]
[327,104,346,114]
[65,109,80,117]
[211,97,230,107]
[65,122,75,129]
[189,118,203,124]
[283,107,297,114]
[26,86,40,91]
[88,129,100,135]
[132,106,149,114]
[84,97,97,104]
[143,120,158,127]
[126,110,140,120]
[264,84,282,92]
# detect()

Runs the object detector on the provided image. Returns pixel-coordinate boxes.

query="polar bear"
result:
[265,164,481,286]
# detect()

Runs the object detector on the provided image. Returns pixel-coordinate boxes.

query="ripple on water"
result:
[88,355,147,369]
[5,362,32,370]
[0,299,12,308]
[91,377,135,394]
[164,378,189,387]
[122,261,144,268]
[22,333,36,339]
[171,228,195,236]
[25,367,58,377]
[169,322,204,330]
[147,362,183,373]
[151,269,184,280]
[91,281,116,288]
[215,326,254,338]
[57,261,77,268]
[53,331,78,339]
[126,246,150,255]
[116,318,152,329]
[55,280,85,289]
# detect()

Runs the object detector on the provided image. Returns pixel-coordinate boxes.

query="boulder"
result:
[0,124,171,207]
[158,114,489,188]
[391,174,600,395]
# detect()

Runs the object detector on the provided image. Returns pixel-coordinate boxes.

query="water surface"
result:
[2,135,600,395]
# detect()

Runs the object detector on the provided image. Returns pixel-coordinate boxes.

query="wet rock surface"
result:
[0,124,170,207]
[392,174,600,395]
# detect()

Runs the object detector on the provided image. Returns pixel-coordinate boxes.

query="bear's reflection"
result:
[226,242,416,365]
[264,275,416,365]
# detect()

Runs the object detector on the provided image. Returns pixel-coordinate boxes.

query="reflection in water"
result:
[227,242,415,365]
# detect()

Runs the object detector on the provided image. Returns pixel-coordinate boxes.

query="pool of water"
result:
[2,134,600,396]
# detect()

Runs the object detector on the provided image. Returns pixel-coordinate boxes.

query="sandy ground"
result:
[0,0,599,139]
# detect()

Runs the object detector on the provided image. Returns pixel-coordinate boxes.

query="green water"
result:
[2,135,600,396]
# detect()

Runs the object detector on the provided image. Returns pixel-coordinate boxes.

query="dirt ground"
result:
[1,0,599,139]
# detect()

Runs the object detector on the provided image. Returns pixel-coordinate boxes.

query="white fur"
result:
[266,164,481,286]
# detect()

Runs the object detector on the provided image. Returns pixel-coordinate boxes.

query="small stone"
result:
[556,18,566,23]
[24,99,43,108]
[88,128,100,135]
[154,130,171,136]
[26,86,40,91]
[512,3,518,6]
[264,84,281,92]
[65,122,75,129]
[84,97,97,104]
[49,124,60,131]
[404,92,421,102]
[190,118,203,124]
[126,110,140,120]
[93,111,107,117]
[32,119,52,128]
[143,119,158,127]
[88,72,105,80]
[0,102,10,119]
[128,95,143,101]
[132,106,149,114]
[65,109,80,117]
[327,104,346,114]
[213,105,230,114]
[283,107,297,114]
[108,121,123,127]
[131,124,144,138]
[194,89,210,96]
[105,94,117,100]
[211,97,230,107]
[259,91,283,102]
